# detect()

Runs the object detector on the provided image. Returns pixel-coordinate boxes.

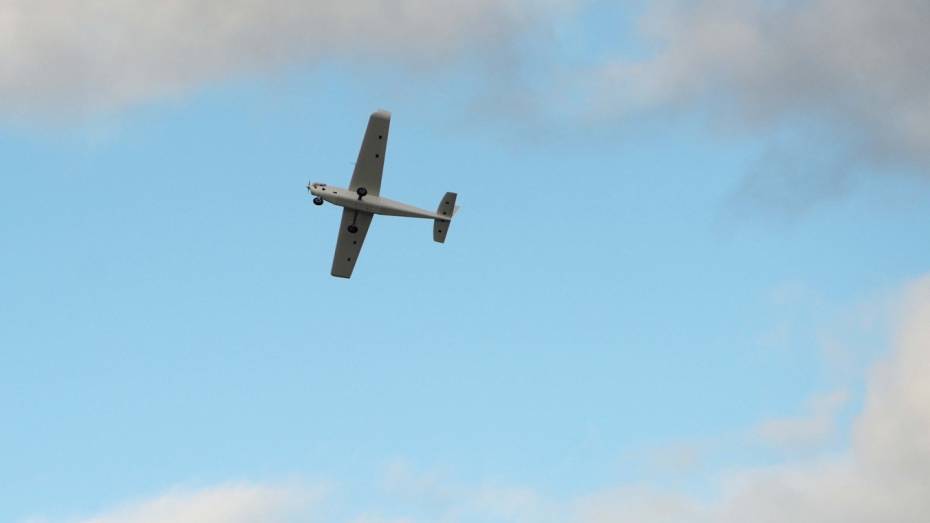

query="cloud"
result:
[357,275,930,522]
[380,460,556,523]
[25,275,930,522]
[597,0,930,208]
[0,0,569,116]
[752,389,849,451]
[645,442,704,475]
[26,483,322,523]
[854,277,930,483]
[586,275,930,522]
[348,518,416,523]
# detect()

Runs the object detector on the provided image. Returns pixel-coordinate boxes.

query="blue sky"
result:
[2,1,930,522]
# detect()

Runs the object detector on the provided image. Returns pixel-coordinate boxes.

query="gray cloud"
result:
[597,0,930,207]
[0,0,568,116]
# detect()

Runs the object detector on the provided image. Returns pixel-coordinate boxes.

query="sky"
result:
[1,1,929,522]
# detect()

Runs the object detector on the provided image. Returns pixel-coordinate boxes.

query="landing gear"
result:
[356,187,368,200]
[313,197,324,206]
[347,209,361,234]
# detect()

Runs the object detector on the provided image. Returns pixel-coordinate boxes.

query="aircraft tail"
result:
[433,192,458,243]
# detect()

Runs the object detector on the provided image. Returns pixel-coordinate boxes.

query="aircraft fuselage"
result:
[308,183,448,221]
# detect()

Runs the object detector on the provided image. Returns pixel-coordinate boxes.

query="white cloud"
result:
[348,517,417,523]
[27,483,322,523]
[854,278,930,483]
[597,0,930,207]
[585,275,930,522]
[380,460,557,523]
[357,275,930,522]
[645,442,704,475]
[0,0,569,116]
[572,487,705,523]
[753,389,849,451]
[26,275,930,522]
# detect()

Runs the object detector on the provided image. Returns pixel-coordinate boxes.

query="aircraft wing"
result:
[348,110,390,196]
[331,209,374,278]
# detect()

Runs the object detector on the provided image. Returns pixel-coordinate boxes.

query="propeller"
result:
[308,180,324,206]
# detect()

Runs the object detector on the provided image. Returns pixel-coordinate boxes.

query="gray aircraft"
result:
[308,110,459,278]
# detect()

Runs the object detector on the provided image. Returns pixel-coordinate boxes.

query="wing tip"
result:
[372,109,391,120]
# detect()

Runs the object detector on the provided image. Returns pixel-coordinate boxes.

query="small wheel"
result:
[347,225,359,234]
[313,197,324,206]
[356,187,368,197]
